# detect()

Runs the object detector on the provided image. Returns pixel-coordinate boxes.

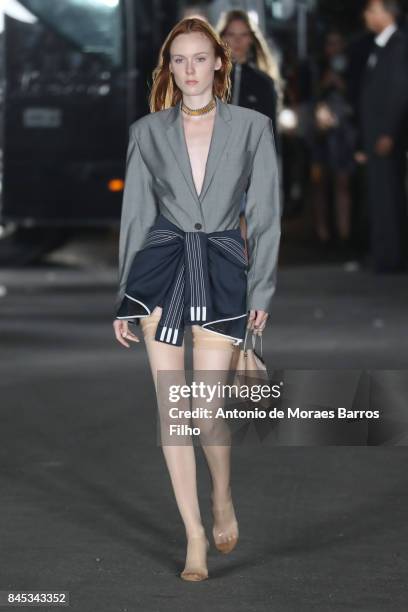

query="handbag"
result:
[230,327,271,410]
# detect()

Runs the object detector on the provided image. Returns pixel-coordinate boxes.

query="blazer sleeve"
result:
[115,125,159,313]
[380,35,408,139]
[244,117,282,313]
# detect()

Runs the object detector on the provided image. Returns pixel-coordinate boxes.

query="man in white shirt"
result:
[356,0,408,272]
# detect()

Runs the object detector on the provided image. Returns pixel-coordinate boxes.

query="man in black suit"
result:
[356,0,408,272]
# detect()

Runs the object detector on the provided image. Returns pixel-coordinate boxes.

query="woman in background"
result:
[217,9,284,244]
[309,30,356,248]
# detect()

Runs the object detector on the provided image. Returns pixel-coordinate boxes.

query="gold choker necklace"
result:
[181,97,216,116]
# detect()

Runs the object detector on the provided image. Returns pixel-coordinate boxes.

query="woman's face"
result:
[222,19,252,63]
[169,32,221,98]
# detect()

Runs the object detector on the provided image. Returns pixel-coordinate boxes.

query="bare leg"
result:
[311,164,331,243]
[192,325,239,553]
[140,308,208,580]
[334,172,352,241]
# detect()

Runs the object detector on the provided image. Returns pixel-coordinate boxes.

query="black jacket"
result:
[359,28,408,152]
[230,61,278,148]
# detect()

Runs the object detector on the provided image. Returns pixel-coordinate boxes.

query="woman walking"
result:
[112,17,281,581]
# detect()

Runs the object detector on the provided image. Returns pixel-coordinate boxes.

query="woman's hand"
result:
[375,135,394,157]
[315,102,338,131]
[113,319,140,348]
[247,309,269,335]
[354,151,367,164]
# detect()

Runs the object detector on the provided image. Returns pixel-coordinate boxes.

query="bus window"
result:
[20,0,123,66]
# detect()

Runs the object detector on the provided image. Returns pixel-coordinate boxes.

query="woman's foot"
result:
[211,490,239,554]
[180,528,210,581]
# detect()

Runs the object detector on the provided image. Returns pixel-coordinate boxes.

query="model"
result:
[112,17,281,581]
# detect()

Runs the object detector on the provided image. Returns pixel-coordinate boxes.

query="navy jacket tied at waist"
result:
[116,214,248,347]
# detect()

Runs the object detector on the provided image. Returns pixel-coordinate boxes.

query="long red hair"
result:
[149,17,233,112]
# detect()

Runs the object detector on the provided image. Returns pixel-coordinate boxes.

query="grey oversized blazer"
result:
[116,95,281,314]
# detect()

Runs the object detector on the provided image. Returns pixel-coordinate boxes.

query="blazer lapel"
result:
[199,96,232,202]
[164,95,232,206]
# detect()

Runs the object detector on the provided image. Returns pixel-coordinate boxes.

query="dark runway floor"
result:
[1,259,408,611]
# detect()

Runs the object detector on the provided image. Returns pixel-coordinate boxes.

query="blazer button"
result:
[194,223,202,230]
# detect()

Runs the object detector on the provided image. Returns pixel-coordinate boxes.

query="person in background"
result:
[355,0,408,272]
[309,30,356,250]
[217,9,282,143]
[216,10,283,246]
